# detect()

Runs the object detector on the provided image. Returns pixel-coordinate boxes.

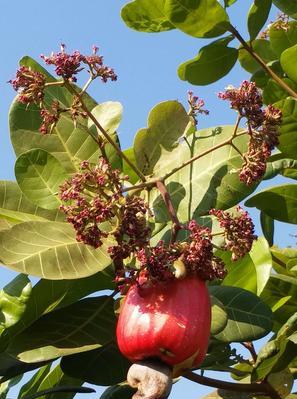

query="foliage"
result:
[1,1,297,399]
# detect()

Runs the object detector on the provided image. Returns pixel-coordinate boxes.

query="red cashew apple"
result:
[116,276,211,376]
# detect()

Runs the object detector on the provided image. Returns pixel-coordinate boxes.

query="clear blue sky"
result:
[0,1,295,398]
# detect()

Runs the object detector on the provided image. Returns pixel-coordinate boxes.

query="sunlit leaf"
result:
[269,21,297,56]
[280,44,297,84]
[248,0,272,41]
[238,39,276,73]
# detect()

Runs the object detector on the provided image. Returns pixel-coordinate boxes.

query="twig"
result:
[241,342,258,364]
[183,370,281,399]
[228,25,297,99]
[155,180,181,243]
[64,81,146,182]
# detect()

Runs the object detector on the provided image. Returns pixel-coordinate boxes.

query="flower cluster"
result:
[41,44,117,83]
[59,158,126,248]
[10,44,117,136]
[218,81,282,185]
[187,90,209,126]
[210,206,257,261]
[9,66,46,105]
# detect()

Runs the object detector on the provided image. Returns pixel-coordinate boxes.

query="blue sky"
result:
[0,1,296,398]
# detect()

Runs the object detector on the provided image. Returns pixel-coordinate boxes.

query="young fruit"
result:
[116,276,211,375]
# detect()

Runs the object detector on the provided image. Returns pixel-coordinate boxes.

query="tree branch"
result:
[64,81,147,182]
[183,371,281,399]
[228,25,297,99]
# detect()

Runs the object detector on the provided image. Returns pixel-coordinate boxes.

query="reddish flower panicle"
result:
[9,66,46,105]
[39,100,60,134]
[218,81,282,185]
[41,44,84,82]
[59,158,125,248]
[210,207,257,261]
[82,45,117,82]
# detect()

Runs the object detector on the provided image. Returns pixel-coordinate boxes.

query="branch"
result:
[228,25,297,99]
[241,342,257,363]
[156,180,181,243]
[64,81,146,182]
[183,371,281,399]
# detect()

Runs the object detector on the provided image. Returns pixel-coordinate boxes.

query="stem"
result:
[163,137,231,181]
[64,81,146,182]
[183,371,281,399]
[229,25,297,99]
[241,342,257,364]
[122,180,158,193]
[155,180,181,242]
[81,76,94,93]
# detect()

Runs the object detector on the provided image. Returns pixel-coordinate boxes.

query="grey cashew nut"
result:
[127,359,173,399]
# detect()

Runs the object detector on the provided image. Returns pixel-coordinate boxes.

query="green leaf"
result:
[164,0,230,38]
[210,285,273,342]
[18,364,52,399]
[9,57,99,174]
[248,0,272,41]
[0,269,114,351]
[0,275,32,338]
[0,221,113,279]
[100,384,136,399]
[88,101,123,170]
[269,21,297,56]
[201,390,253,399]
[122,148,139,185]
[0,375,23,399]
[134,101,190,175]
[265,154,297,180]
[272,0,297,19]
[220,237,272,295]
[147,126,256,223]
[0,181,64,227]
[263,78,297,104]
[251,60,284,91]
[281,44,297,84]
[245,184,297,224]
[61,342,131,386]
[261,274,297,331]
[24,364,82,399]
[15,149,68,210]
[238,39,276,73]
[0,353,49,383]
[178,37,238,85]
[7,295,115,363]
[210,296,228,335]
[260,212,274,246]
[276,97,297,160]
[121,0,174,32]
[268,369,294,398]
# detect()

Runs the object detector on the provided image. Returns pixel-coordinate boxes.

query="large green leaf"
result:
[17,364,52,399]
[164,0,229,38]
[269,21,297,57]
[15,149,68,210]
[122,148,139,185]
[0,275,32,338]
[133,101,190,175]
[8,295,115,363]
[61,342,131,386]
[248,0,272,41]
[210,286,273,342]
[245,184,297,224]
[9,57,99,173]
[272,0,297,19]
[0,269,114,351]
[275,97,297,160]
[220,237,272,295]
[210,296,228,335]
[178,37,238,85]
[263,78,297,105]
[0,221,113,279]
[121,0,174,32]
[281,44,297,84]
[147,126,256,223]
[238,39,276,74]
[260,212,274,246]
[0,181,64,227]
